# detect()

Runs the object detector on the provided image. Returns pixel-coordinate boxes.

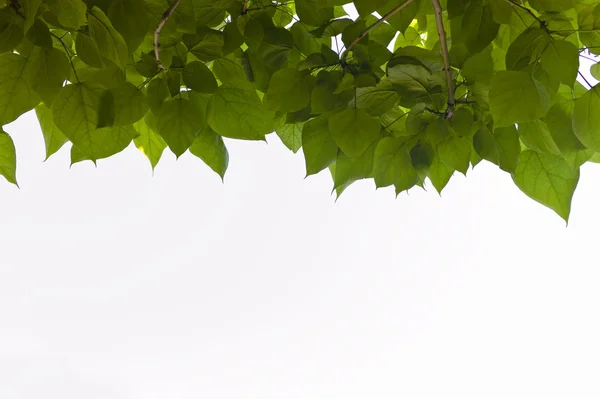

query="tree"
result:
[0,0,598,222]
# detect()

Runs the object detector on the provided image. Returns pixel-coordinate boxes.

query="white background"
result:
[2,9,600,399]
[2,108,600,399]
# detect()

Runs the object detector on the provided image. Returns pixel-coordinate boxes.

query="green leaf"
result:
[45,0,88,29]
[353,83,399,116]
[572,84,600,152]
[374,137,418,192]
[0,9,24,54]
[505,28,548,70]
[266,68,311,113]
[489,70,549,127]
[35,103,69,160]
[21,0,43,31]
[295,0,334,26]
[462,2,500,54]
[302,114,338,176]
[0,129,17,185]
[156,98,205,157]
[518,119,561,156]
[512,150,579,222]
[437,136,471,175]
[541,40,579,87]
[52,83,104,159]
[331,141,375,196]
[110,81,148,125]
[182,61,218,93]
[133,113,167,170]
[190,127,229,180]
[276,121,304,153]
[428,154,454,194]
[108,0,150,52]
[28,46,71,105]
[0,53,41,125]
[75,32,105,68]
[88,6,129,69]
[329,108,381,157]
[473,124,520,172]
[26,19,52,49]
[207,82,275,140]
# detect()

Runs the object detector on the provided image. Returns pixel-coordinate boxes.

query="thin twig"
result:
[578,71,593,89]
[242,0,249,14]
[501,0,544,26]
[340,0,415,64]
[154,0,181,70]
[431,0,454,119]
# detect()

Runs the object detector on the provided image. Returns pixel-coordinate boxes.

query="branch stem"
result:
[242,0,249,14]
[340,0,415,63]
[431,0,454,119]
[154,0,181,70]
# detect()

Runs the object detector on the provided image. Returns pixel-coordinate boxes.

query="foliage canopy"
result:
[1,0,600,221]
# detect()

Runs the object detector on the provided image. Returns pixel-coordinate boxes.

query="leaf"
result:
[512,150,579,222]
[295,0,334,26]
[0,53,40,125]
[51,83,104,159]
[207,82,275,140]
[302,114,338,176]
[428,154,454,194]
[0,129,17,185]
[266,68,311,113]
[0,9,24,54]
[45,0,87,29]
[329,108,381,157]
[541,40,579,87]
[572,84,600,152]
[88,6,129,69]
[27,46,71,105]
[489,70,549,127]
[75,32,105,68]
[35,103,68,160]
[374,137,418,192]
[156,98,205,157]
[518,120,561,155]
[331,141,375,196]
[473,124,520,172]
[182,61,218,93]
[110,82,148,126]
[190,127,229,180]
[462,2,500,54]
[437,136,471,175]
[276,122,304,153]
[133,113,167,170]
[108,0,150,52]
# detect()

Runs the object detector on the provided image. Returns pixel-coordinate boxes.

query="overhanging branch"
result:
[154,0,181,70]
[431,0,454,119]
[340,0,415,63]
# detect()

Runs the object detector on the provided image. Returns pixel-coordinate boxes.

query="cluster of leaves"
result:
[2,0,600,221]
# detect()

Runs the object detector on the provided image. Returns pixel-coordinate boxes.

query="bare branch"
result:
[431,0,454,119]
[154,0,181,70]
[340,0,415,64]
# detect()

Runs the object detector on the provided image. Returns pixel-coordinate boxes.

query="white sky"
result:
[2,9,600,399]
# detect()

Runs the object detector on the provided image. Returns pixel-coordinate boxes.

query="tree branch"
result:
[340,0,415,64]
[431,0,454,119]
[154,0,181,70]
[501,0,545,27]
[242,0,249,14]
